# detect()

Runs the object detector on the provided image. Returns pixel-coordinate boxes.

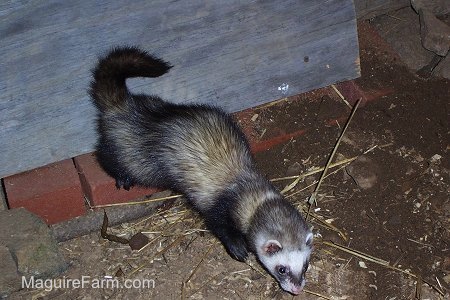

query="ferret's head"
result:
[248,198,313,295]
[256,233,313,294]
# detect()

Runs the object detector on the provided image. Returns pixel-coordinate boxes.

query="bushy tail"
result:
[89,46,172,111]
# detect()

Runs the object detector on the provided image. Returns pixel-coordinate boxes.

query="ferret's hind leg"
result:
[115,175,134,190]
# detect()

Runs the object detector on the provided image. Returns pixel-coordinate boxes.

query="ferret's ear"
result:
[263,240,282,255]
[305,232,313,247]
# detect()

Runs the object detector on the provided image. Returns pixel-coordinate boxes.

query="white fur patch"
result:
[305,231,313,246]
[259,248,310,276]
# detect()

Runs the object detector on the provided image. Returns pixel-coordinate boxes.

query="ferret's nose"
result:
[290,285,303,295]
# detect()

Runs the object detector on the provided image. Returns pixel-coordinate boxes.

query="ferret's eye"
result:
[278,266,286,275]
[303,262,309,273]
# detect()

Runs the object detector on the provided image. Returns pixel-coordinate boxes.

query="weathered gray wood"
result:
[0,0,359,178]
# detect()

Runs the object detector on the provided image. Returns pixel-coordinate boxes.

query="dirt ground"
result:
[11,19,449,300]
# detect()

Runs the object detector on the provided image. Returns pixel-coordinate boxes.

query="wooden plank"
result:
[0,0,359,178]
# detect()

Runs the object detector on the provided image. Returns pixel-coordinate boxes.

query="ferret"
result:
[90,47,313,294]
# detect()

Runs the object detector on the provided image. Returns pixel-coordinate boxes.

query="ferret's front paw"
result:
[225,235,248,262]
[228,243,248,262]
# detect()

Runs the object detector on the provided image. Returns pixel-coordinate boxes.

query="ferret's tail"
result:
[90,46,172,111]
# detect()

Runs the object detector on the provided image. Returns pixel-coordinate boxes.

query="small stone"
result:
[443,274,450,285]
[115,268,125,277]
[433,52,450,79]
[430,154,442,162]
[345,156,379,189]
[0,208,68,279]
[411,0,450,16]
[286,162,302,176]
[15,242,67,278]
[418,9,450,56]
[0,186,7,211]
[0,246,22,297]
[129,232,149,251]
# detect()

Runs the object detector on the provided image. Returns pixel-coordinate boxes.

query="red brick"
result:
[74,153,160,206]
[250,128,308,153]
[234,107,309,153]
[4,159,86,224]
[336,80,367,105]
[336,80,394,106]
